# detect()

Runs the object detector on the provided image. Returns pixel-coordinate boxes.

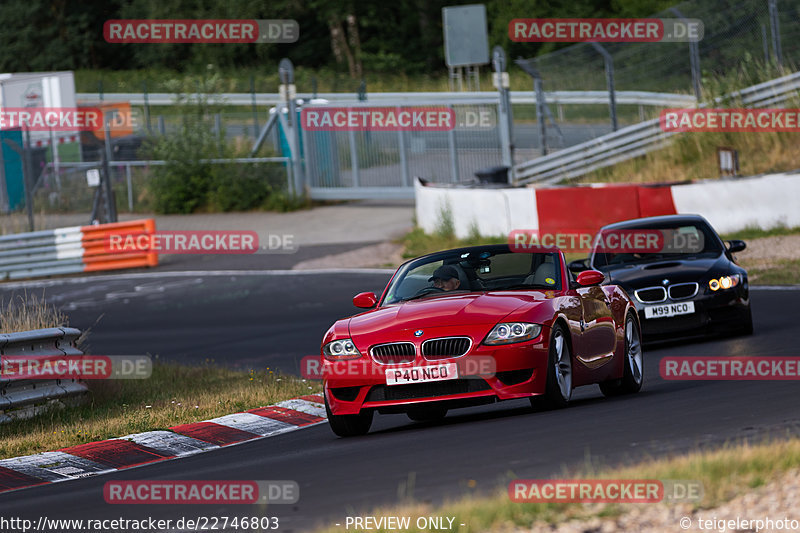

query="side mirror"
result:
[568,259,589,272]
[727,240,746,253]
[353,292,377,309]
[576,270,605,287]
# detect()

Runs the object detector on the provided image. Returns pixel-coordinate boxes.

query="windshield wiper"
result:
[399,288,466,302]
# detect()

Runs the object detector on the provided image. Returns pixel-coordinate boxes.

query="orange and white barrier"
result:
[0,219,158,281]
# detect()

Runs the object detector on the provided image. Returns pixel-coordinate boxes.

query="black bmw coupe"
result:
[569,214,752,343]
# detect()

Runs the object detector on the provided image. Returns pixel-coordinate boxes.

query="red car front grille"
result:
[370,342,415,364]
[421,337,471,359]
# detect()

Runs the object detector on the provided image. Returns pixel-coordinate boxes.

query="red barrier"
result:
[535,184,677,235]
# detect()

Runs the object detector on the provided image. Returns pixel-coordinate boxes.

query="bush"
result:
[142,89,300,214]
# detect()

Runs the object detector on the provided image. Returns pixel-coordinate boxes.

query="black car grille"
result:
[421,337,471,359]
[329,386,361,402]
[371,342,415,364]
[495,368,535,385]
[365,378,491,402]
[635,286,667,303]
[668,282,699,300]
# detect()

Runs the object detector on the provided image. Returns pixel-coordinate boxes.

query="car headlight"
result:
[323,338,362,360]
[709,274,741,291]
[483,323,542,345]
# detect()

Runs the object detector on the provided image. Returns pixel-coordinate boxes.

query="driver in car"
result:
[429,265,461,291]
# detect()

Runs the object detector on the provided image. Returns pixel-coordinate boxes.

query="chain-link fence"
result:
[530,0,797,94]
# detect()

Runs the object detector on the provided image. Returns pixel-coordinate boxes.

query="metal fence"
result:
[0,327,87,423]
[299,100,517,199]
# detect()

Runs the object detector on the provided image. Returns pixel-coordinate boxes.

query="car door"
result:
[575,285,617,370]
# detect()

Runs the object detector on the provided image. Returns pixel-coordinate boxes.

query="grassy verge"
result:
[1,292,68,333]
[400,227,507,259]
[315,437,800,532]
[0,292,321,459]
[742,258,800,285]
[572,130,800,185]
[721,226,800,285]
[720,225,800,241]
[0,360,320,460]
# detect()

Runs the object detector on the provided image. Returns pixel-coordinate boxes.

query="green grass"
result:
[0,359,320,459]
[746,259,800,285]
[720,225,800,241]
[400,227,508,259]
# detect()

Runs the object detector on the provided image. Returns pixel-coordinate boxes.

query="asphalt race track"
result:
[1,273,799,532]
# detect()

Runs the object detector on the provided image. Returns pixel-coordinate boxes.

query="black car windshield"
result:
[591,221,724,271]
[382,248,561,305]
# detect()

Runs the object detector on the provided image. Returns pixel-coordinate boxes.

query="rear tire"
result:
[600,312,643,397]
[530,323,572,410]
[407,406,448,422]
[325,395,373,437]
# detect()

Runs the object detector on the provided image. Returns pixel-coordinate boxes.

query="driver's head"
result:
[428,265,461,291]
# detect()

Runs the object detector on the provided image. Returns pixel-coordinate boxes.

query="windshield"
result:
[382,248,561,305]
[591,221,724,271]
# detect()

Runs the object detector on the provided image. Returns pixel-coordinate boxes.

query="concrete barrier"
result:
[414,172,799,239]
[414,178,538,238]
[670,173,800,234]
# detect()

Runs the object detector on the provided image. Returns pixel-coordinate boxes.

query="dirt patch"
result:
[735,234,800,270]
[292,241,405,270]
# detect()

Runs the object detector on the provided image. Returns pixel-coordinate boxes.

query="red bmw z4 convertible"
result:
[321,244,643,437]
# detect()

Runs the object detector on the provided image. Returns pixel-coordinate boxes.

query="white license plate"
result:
[385,363,458,386]
[644,301,695,319]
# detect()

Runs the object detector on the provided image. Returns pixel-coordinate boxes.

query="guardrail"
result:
[0,327,87,423]
[0,219,158,281]
[514,70,800,185]
[76,90,696,108]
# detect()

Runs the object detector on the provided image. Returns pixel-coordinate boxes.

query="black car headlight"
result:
[484,323,542,345]
[323,338,362,360]
[709,274,741,291]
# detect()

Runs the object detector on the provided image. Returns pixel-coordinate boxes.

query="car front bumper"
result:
[324,335,551,416]
[635,285,750,342]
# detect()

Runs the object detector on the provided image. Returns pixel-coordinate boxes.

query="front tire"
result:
[325,395,373,437]
[600,312,643,397]
[531,323,572,409]
[736,306,753,336]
